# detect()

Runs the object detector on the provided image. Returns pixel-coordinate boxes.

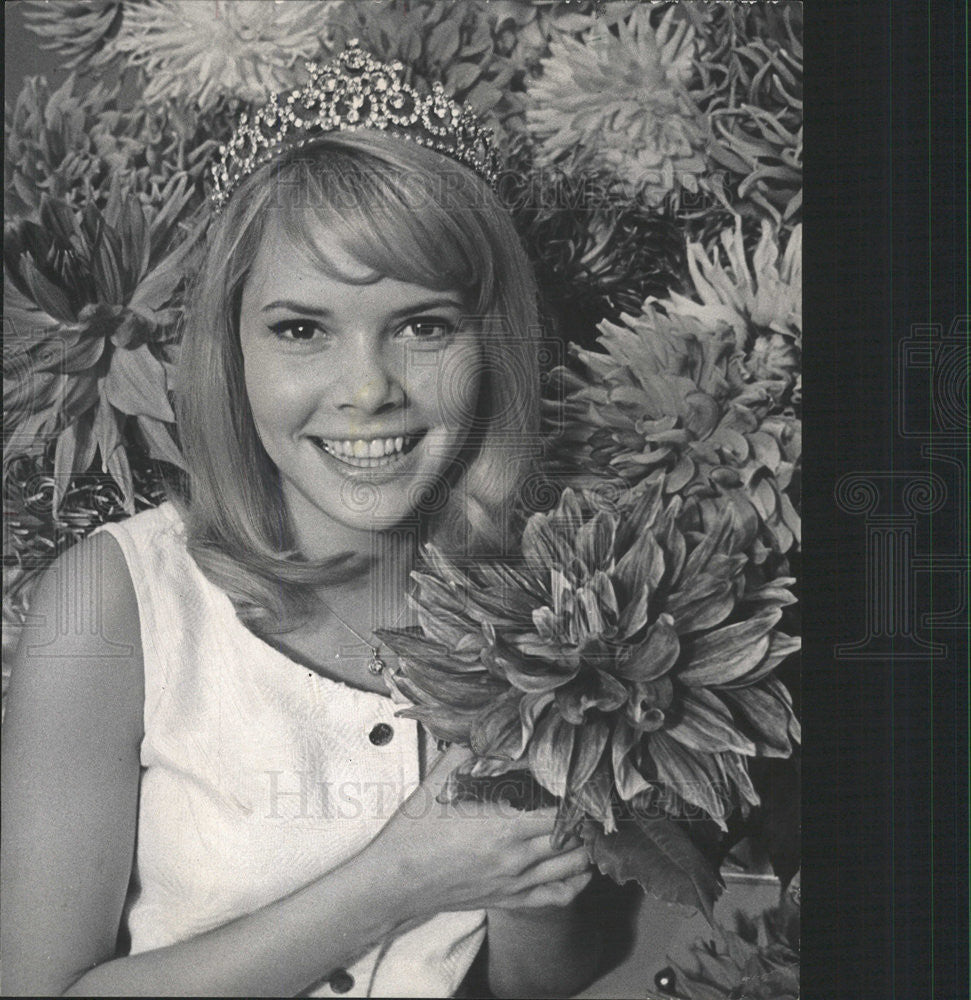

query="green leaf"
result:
[583,815,723,924]
[136,415,185,470]
[103,344,175,421]
[20,256,76,322]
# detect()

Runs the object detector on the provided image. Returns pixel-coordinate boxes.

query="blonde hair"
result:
[174,131,541,633]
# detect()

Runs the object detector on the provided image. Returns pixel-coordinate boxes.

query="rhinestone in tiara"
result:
[209,42,500,211]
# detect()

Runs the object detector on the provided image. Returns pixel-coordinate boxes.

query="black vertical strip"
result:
[806,2,970,998]
[805,4,895,998]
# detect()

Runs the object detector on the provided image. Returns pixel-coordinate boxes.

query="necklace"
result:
[320,598,398,676]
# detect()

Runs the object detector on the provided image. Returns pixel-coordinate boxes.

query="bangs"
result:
[272,141,496,310]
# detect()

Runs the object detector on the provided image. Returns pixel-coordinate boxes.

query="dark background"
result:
[5,2,969,997]
[805,3,968,999]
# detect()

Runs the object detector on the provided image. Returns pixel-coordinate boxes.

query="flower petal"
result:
[528,707,576,799]
[616,613,680,681]
[677,609,782,686]
[574,510,617,577]
[568,715,610,794]
[647,730,729,829]
[612,717,651,800]
[572,751,616,831]
[395,703,478,745]
[665,689,757,755]
[720,680,795,756]
[470,691,525,761]
[666,571,737,634]
[714,630,801,689]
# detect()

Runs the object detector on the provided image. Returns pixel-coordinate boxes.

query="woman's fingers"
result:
[518,844,592,887]
[489,870,594,911]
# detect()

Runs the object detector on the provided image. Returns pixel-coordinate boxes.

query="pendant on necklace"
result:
[367,647,386,675]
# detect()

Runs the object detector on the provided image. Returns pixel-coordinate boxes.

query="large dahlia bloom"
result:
[663,219,802,405]
[377,485,799,909]
[110,0,332,109]
[4,187,196,509]
[548,308,801,560]
[525,6,707,205]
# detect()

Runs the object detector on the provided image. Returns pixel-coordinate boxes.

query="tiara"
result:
[209,42,500,211]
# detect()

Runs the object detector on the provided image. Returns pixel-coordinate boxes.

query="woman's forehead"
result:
[243,214,471,312]
[257,212,382,283]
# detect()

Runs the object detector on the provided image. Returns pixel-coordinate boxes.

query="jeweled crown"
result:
[209,42,500,211]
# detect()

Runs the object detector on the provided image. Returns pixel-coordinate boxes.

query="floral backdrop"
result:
[3,3,801,995]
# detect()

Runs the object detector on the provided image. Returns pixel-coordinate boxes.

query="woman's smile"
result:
[309,431,426,470]
[238,216,482,552]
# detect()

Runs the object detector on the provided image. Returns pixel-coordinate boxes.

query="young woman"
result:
[0,48,605,998]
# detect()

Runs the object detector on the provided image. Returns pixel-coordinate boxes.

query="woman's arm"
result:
[1,534,595,997]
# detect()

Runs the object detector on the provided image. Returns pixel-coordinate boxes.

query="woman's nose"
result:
[332,338,403,416]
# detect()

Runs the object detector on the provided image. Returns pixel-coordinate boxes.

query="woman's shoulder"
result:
[7,524,145,745]
[20,528,142,657]
[94,500,184,545]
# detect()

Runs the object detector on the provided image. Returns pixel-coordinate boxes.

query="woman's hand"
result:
[364,744,593,920]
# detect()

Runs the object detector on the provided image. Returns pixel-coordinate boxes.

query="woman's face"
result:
[238,216,483,553]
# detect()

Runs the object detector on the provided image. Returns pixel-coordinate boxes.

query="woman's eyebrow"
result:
[260,297,467,318]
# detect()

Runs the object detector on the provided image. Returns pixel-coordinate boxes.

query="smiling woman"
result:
[174,129,543,636]
[238,222,482,549]
[1,42,606,1000]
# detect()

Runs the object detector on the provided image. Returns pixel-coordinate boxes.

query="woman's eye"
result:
[397,318,453,341]
[268,320,326,343]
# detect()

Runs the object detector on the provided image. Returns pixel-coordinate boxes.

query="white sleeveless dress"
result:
[96,502,485,997]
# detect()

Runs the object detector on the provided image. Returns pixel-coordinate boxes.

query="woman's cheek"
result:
[431,343,483,429]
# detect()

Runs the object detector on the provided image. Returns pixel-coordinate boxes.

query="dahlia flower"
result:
[110,0,332,109]
[525,6,707,205]
[548,308,801,560]
[22,0,123,69]
[377,484,799,913]
[662,218,802,404]
[5,74,216,221]
[4,186,197,510]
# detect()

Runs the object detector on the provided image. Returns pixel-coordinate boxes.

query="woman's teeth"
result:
[315,435,420,467]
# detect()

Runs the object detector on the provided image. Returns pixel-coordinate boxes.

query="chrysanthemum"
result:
[525,6,707,204]
[378,484,800,843]
[5,74,216,220]
[22,0,123,69]
[548,308,801,559]
[662,218,802,402]
[110,0,332,109]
